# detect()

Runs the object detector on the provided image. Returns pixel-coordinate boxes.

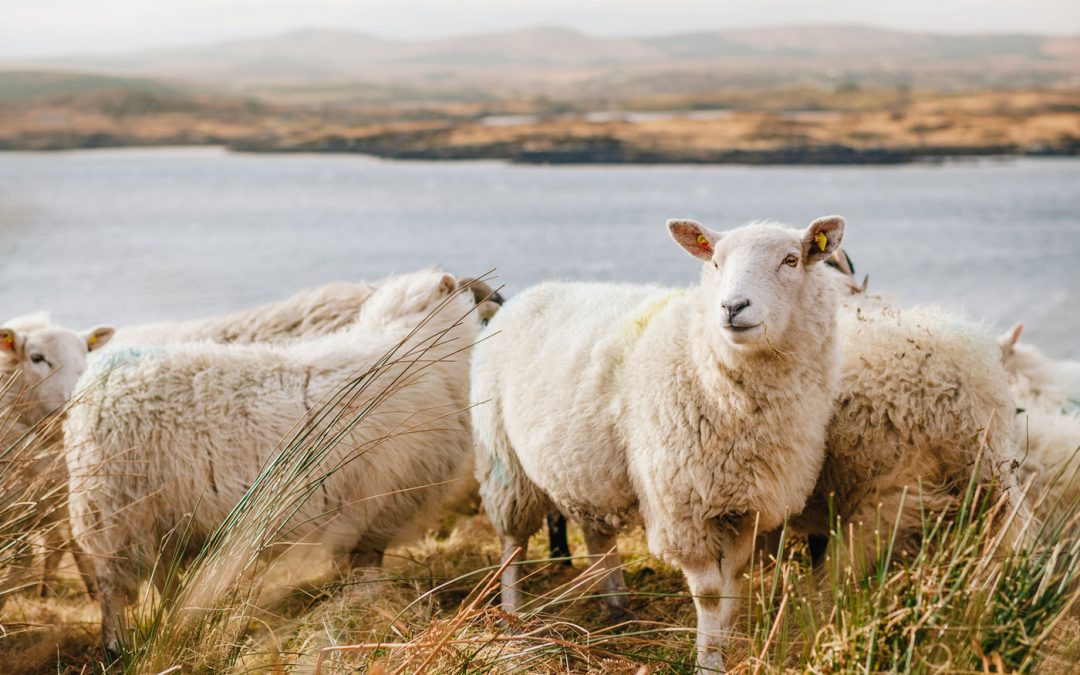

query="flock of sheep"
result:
[1,215,1076,672]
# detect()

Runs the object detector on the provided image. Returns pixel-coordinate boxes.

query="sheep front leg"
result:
[99,584,131,656]
[683,526,756,673]
[500,535,530,612]
[581,524,630,619]
[683,560,725,672]
[96,564,136,656]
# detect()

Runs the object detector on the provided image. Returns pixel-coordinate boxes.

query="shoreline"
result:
[3,136,1078,165]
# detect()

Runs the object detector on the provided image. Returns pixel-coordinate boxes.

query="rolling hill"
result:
[5,25,1078,102]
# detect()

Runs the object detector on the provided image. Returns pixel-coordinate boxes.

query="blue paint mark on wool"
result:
[89,346,163,377]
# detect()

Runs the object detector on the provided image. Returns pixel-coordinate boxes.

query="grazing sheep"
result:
[108,276,503,348]
[0,314,114,608]
[64,269,481,651]
[790,304,1031,575]
[474,217,848,671]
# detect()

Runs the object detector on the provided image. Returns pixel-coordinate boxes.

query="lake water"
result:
[0,147,1077,356]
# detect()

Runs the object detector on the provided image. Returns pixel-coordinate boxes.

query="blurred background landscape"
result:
[1,5,1078,355]
[1,24,1079,160]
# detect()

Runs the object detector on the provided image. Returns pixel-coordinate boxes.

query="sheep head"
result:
[668,216,845,352]
[0,317,114,423]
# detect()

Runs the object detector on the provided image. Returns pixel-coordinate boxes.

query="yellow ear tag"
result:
[815,232,828,252]
[696,234,712,253]
[88,335,97,346]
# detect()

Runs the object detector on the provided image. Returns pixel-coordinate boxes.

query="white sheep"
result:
[109,277,503,348]
[998,325,1080,512]
[0,313,113,608]
[999,323,1080,414]
[791,304,1031,573]
[474,217,848,672]
[64,269,481,651]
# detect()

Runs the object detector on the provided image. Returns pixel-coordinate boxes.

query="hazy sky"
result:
[3,0,1079,58]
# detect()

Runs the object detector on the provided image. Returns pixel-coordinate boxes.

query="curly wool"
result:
[64,270,481,647]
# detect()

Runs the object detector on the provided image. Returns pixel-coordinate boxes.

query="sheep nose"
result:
[722,298,751,320]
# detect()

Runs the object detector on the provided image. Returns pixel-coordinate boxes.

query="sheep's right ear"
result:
[439,273,457,296]
[83,326,115,352]
[0,328,19,360]
[802,216,845,265]
[668,219,722,262]
[999,322,1023,357]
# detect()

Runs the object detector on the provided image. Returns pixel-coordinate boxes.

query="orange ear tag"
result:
[696,234,712,254]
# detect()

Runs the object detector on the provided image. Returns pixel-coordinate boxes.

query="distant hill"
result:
[4,25,1079,103]
[0,71,180,101]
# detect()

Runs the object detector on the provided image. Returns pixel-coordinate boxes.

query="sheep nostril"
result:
[722,298,751,320]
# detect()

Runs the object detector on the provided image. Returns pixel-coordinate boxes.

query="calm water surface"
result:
[0,148,1077,355]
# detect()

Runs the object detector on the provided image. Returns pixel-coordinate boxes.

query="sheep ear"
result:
[83,326,115,352]
[439,274,457,296]
[999,322,1023,356]
[824,247,855,277]
[802,216,845,265]
[668,219,722,262]
[0,328,19,359]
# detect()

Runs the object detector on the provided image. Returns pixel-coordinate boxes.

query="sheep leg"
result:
[717,527,755,631]
[96,558,137,656]
[71,543,99,600]
[40,526,66,597]
[546,512,572,566]
[683,527,756,673]
[581,525,629,618]
[98,581,132,656]
[499,535,530,613]
[683,560,726,673]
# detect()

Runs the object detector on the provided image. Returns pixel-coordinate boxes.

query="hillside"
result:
[8,25,1080,103]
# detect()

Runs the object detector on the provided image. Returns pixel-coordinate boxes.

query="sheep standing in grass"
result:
[474,217,847,671]
[64,269,482,651]
[0,314,114,608]
[791,305,1031,573]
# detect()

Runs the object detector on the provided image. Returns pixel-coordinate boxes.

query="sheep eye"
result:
[782,254,799,268]
[30,353,47,365]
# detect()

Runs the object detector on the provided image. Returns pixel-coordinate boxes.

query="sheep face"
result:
[669,216,845,351]
[0,323,115,423]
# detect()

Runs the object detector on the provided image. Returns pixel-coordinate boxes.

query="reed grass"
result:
[2,297,1080,672]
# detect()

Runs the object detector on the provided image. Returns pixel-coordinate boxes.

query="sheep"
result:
[0,314,114,609]
[64,269,482,652]
[108,276,503,348]
[998,325,1080,512]
[541,246,875,567]
[999,323,1080,414]
[790,304,1031,574]
[474,216,848,672]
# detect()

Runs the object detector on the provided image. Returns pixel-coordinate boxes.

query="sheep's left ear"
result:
[83,326,115,352]
[801,216,845,265]
[999,322,1023,357]
[668,219,723,262]
[0,328,19,359]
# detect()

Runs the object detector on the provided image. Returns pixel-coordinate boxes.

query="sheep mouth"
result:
[725,322,761,333]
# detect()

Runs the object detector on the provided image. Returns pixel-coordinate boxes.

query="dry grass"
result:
[3,297,1080,672]
[2,86,1077,157]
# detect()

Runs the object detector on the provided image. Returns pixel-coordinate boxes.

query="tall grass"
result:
[0,373,73,617]
[3,295,1080,672]
[122,282,485,673]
